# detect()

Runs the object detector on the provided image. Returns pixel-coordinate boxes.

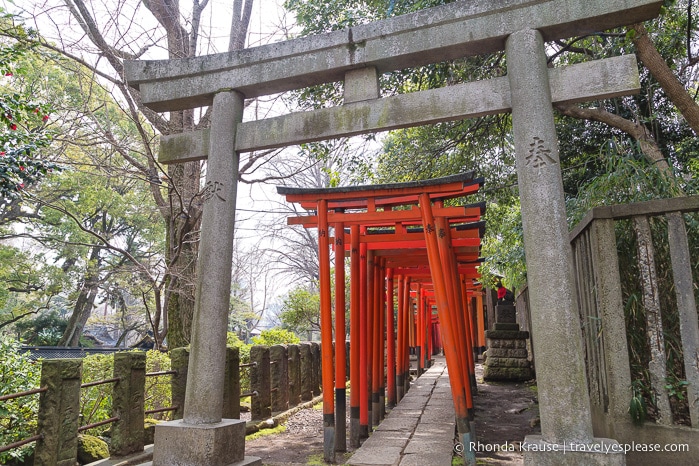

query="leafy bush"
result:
[144,350,172,420]
[80,350,174,434]
[79,353,114,434]
[251,328,301,346]
[0,336,40,464]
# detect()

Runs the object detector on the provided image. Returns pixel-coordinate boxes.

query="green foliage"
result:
[79,353,114,431]
[0,245,64,331]
[0,335,40,464]
[79,350,174,435]
[227,332,251,363]
[279,287,321,336]
[144,350,172,420]
[629,379,648,425]
[251,328,301,346]
[14,310,67,345]
[479,198,526,291]
[566,150,697,226]
[0,9,59,200]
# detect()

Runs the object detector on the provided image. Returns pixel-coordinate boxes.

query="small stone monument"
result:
[483,301,533,381]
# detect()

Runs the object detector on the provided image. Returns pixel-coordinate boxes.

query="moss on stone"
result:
[77,434,109,464]
[144,418,159,445]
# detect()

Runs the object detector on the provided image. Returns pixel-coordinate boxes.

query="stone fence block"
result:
[250,346,271,420]
[34,359,82,466]
[223,346,241,419]
[169,347,189,420]
[270,345,289,414]
[288,344,301,407]
[310,342,321,396]
[299,343,313,401]
[111,352,146,457]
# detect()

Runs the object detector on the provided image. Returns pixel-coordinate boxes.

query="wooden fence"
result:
[569,195,699,465]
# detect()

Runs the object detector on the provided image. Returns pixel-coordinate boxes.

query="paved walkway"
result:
[346,356,456,466]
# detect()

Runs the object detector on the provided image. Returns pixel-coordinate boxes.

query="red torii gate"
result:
[277,172,485,453]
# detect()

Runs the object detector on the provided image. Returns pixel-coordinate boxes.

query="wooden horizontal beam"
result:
[289,205,483,227]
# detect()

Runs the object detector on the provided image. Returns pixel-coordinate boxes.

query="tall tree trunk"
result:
[555,103,673,175]
[631,23,699,136]
[58,246,102,347]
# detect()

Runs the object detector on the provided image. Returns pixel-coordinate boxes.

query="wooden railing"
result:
[569,195,699,465]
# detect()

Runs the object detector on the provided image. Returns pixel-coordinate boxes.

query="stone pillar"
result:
[250,346,272,420]
[169,347,189,420]
[34,359,82,466]
[111,352,146,456]
[183,90,243,423]
[223,346,241,419]
[299,343,313,401]
[152,90,258,466]
[269,345,289,414]
[288,344,301,407]
[310,342,322,396]
[507,29,623,465]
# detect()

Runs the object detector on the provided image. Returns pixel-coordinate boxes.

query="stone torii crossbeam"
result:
[125,1,663,465]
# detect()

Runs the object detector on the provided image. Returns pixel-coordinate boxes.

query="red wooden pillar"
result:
[462,278,479,394]
[396,274,405,402]
[403,277,412,395]
[359,232,369,439]
[349,225,361,447]
[475,292,486,351]
[417,286,425,374]
[419,193,475,461]
[317,200,335,462]
[378,258,386,420]
[367,250,376,430]
[371,254,381,427]
[427,307,434,360]
[435,216,473,410]
[386,268,396,408]
[334,221,346,452]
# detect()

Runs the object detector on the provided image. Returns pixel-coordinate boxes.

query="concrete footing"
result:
[152,419,260,466]
[522,436,625,465]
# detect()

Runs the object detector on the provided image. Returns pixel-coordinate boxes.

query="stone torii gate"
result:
[125,0,662,464]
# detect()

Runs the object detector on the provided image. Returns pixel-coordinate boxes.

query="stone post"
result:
[111,352,146,457]
[507,29,623,465]
[169,347,189,420]
[269,345,289,414]
[250,346,271,420]
[223,346,241,419]
[299,343,313,401]
[34,359,82,466]
[182,89,242,423]
[310,342,322,396]
[288,344,301,407]
[152,90,258,466]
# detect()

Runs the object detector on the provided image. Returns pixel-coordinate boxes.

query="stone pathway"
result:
[346,356,455,466]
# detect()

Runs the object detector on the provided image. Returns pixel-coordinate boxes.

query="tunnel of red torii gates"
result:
[277,171,487,452]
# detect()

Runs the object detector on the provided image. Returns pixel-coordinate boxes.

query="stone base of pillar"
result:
[522,436,625,465]
[152,419,261,466]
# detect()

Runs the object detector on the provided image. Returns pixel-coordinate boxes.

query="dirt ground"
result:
[245,362,540,465]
